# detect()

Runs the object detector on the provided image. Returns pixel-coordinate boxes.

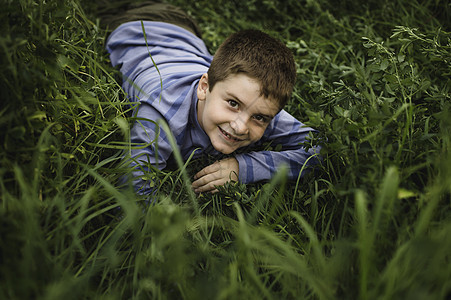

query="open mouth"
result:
[218,127,243,142]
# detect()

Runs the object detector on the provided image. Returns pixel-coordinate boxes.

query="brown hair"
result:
[207,29,296,109]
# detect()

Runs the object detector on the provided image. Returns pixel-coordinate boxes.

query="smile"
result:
[218,126,243,142]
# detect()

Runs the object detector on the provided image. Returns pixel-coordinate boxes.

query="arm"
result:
[235,109,320,183]
[191,110,320,192]
[127,102,174,195]
[106,22,212,195]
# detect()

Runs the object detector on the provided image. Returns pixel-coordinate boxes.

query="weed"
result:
[1,0,450,299]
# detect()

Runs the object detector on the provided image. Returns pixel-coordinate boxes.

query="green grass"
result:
[1,0,450,299]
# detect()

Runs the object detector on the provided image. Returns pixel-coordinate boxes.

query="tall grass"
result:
[1,0,450,299]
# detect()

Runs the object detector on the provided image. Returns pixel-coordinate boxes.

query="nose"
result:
[230,115,249,135]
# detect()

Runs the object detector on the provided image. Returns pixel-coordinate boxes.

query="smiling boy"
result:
[104,2,319,195]
[193,72,281,192]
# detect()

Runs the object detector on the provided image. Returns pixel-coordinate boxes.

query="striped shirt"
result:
[106,21,319,194]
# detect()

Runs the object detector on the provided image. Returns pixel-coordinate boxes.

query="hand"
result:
[192,158,239,193]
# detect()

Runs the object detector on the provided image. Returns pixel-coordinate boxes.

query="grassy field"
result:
[1,0,450,299]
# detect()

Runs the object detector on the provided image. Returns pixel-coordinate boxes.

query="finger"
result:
[192,170,220,189]
[193,162,220,180]
[192,170,224,192]
[193,178,224,193]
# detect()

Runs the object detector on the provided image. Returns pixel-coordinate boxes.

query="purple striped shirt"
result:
[106,21,319,194]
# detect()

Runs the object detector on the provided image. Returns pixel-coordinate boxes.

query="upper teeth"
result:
[221,128,239,141]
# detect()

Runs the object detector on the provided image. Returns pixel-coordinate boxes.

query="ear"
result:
[197,73,209,101]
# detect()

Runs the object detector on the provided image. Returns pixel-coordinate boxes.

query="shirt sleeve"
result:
[124,102,172,195]
[234,109,320,183]
[106,21,211,195]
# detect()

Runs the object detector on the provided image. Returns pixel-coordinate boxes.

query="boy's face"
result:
[197,73,280,154]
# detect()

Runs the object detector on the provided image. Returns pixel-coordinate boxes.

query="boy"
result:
[103,2,319,195]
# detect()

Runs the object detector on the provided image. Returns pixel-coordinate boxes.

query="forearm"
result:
[126,106,175,194]
[235,146,320,183]
[231,108,320,184]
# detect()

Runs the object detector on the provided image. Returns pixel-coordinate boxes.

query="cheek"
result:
[249,125,267,141]
[205,99,225,119]
[206,110,222,126]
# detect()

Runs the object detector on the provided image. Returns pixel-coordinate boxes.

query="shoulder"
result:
[261,109,314,141]
[107,21,211,98]
[107,21,210,58]
[267,109,301,132]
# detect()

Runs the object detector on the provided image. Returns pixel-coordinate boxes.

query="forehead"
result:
[220,74,280,116]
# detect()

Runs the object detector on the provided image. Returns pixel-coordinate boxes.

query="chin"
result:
[216,147,235,155]
[212,143,236,155]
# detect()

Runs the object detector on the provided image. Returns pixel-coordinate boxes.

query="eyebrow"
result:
[225,91,276,119]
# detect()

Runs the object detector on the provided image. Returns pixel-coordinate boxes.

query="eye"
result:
[228,100,239,108]
[253,115,268,123]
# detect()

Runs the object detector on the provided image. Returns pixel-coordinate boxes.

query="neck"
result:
[196,98,205,129]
